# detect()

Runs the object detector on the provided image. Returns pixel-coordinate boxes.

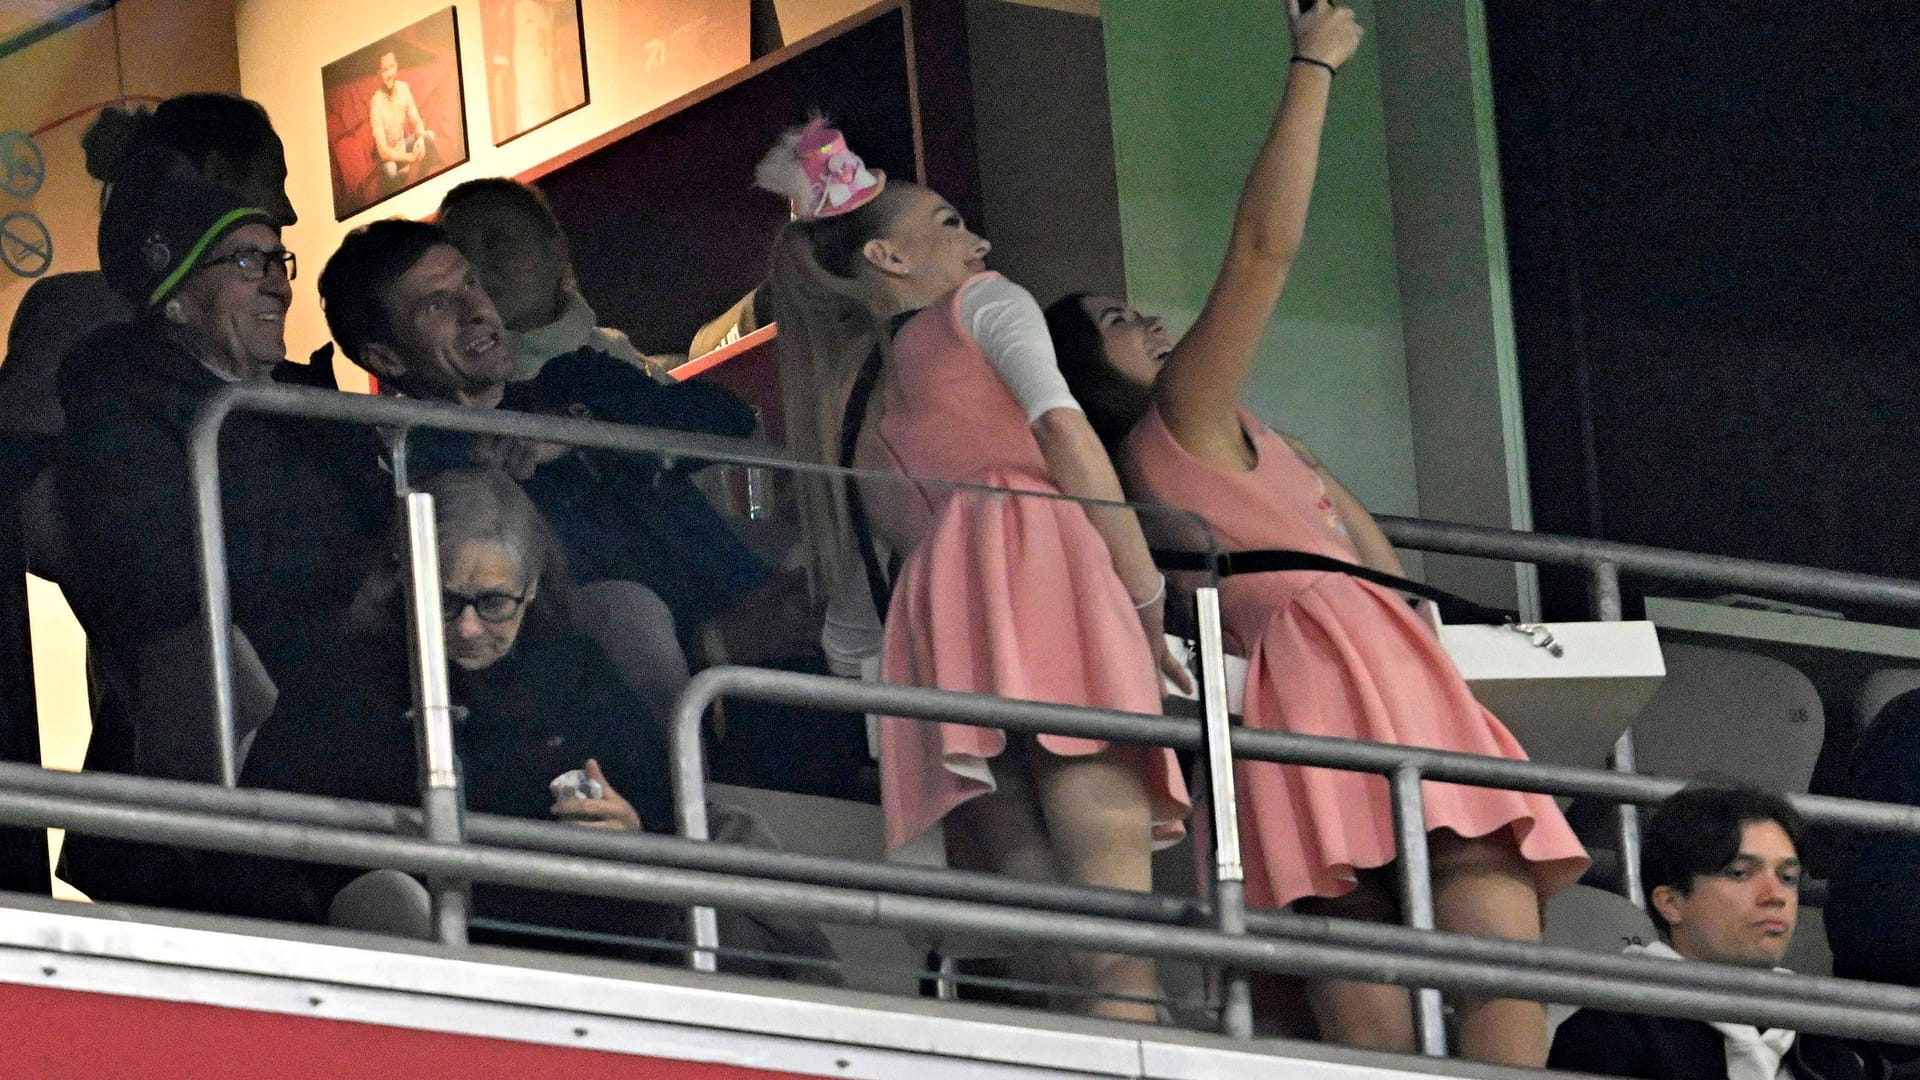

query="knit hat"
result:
[97,146,276,309]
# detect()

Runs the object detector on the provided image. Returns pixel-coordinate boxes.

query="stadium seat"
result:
[1542,883,1658,1035]
[1628,643,1825,794]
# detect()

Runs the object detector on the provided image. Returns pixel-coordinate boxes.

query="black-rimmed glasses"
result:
[203,246,297,283]
[441,590,528,624]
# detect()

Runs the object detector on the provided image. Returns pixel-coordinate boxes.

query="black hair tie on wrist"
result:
[1292,56,1338,78]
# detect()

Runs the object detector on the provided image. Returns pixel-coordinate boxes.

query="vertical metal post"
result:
[671,680,719,972]
[401,492,469,946]
[192,439,239,788]
[1588,560,1646,908]
[1611,731,1646,909]
[1194,586,1251,1038]
[390,426,412,495]
[1391,764,1448,1057]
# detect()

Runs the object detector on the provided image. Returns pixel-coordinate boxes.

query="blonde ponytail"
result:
[765,188,906,598]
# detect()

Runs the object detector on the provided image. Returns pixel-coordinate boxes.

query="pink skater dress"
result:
[1122,407,1587,908]
[857,273,1191,853]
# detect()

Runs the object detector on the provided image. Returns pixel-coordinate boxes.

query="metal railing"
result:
[12,729,1920,1046]
[1374,513,1920,915]
[158,381,1920,1059]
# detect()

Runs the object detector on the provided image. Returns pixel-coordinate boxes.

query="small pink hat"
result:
[756,116,885,219]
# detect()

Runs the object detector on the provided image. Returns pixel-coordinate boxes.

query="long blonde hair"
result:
[765,184,911,596]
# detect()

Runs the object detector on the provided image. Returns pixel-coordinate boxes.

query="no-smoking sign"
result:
[0,211,52,279]
[1,130,52,278]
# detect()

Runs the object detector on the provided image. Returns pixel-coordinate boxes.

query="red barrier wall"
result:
[0,982,826,1079]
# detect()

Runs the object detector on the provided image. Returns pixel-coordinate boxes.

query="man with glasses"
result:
[1548,786,1880,1079]
[50,150,388,907]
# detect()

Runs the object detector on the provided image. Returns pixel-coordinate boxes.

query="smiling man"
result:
[316,219,781,705]
[1549,787,1876,1079]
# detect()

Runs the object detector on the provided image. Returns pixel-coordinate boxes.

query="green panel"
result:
[1101,0,1418,515]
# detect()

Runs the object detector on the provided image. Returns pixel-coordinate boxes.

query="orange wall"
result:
[0,0,241,359]
[236,0,756,390]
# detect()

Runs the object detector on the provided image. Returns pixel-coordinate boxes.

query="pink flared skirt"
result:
[877,471,1191,852]
[1228,574,1590,908]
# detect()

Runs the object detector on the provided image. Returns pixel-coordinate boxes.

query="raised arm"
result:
[1157,0,1362,468]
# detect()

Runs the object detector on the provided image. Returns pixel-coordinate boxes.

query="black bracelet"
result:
[1291,56,1337,78]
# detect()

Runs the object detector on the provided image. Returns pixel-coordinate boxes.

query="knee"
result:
[574,578,674,627]
[1430,833,1544,940]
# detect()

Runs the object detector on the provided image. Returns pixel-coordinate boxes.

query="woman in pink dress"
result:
[1047,1,1585,1064]
[759,120,1190,1021]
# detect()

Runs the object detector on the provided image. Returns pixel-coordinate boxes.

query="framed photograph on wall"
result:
[321,7,470,220]
[481,0,589,145]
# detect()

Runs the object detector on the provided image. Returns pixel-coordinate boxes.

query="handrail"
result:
[1374,511,1920,912]
[666,666,1920,1047]
[187,381,1219,786]
[173,380,1920,1054]
[671,667,1920,838]
[1377,513,1920,614]
[9,762,1920,1046]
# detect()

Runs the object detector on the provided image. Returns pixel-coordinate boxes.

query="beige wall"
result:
[236,0,753,388]
[771,0,873,44]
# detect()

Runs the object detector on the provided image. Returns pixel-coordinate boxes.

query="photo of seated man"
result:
[370,48,439,192]
[320,10,467,218]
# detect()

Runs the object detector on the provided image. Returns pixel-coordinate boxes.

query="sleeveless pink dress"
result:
[1123,407,1587,907]
[858,274,1190,853]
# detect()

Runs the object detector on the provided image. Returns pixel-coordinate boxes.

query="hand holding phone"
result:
[1287,0,1363,74]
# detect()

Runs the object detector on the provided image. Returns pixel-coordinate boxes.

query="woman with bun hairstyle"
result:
[1047,1,1585,1064]
[761,120,1190,1021]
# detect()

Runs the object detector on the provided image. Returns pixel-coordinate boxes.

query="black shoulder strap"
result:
[840,342,897,621]
[1151,547,1517,625]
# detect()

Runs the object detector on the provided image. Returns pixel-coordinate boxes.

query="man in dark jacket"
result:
[315,218,873,801]
[314,218,771,648]
[53,151,387,785]
[1548,786,1880,1079]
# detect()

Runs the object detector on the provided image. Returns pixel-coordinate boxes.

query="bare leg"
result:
[943,740,1068,998]
[1028,742,1159,1022]
[1430,829,1547,1067]
[1294,873,1416,1053]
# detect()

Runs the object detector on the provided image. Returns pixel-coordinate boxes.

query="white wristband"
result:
[1133,573,1167,610]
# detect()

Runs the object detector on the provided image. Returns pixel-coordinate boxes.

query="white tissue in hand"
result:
[548,769,604,801]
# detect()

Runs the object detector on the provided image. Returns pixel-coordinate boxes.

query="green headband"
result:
[147,206,272,308]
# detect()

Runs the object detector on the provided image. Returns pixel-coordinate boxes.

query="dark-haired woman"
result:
[1046,2,1583,1064]
[761,119,1189,1020]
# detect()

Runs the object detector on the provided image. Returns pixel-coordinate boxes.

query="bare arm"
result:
[1281,433,1404,576]
[1157,0,1363,469]
[1033,408,1192,691]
